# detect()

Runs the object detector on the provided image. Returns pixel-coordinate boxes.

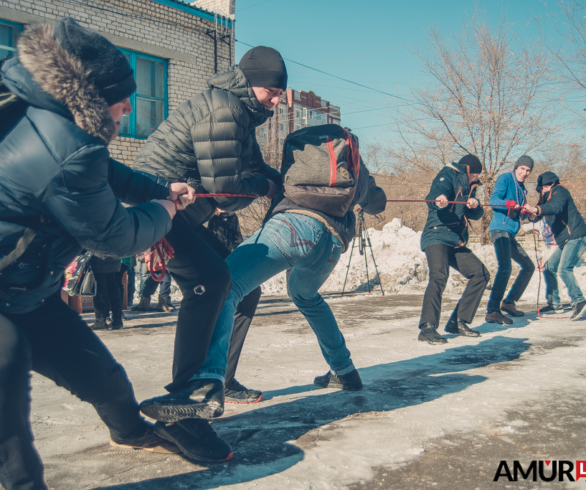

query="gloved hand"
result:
[505,200,520,210]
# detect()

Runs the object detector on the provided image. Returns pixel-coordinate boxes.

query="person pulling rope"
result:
[145,193,258,281]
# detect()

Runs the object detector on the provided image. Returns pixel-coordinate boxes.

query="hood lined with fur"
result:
[16,23,115,144]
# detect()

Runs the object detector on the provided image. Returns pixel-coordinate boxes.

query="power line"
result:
[236,39,413,103]
[236,0,274,12]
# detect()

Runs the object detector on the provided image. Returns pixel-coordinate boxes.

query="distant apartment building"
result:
[257,89,342,165]
[0,0,235,166]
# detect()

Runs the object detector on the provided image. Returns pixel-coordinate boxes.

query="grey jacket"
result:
[133,66,282,228]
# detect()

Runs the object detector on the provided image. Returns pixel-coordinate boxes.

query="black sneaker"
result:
[140,379,224,422]
[570,300,586,321]
[445,319,481,337]
[225,379,263,404]
[418,323,448,344]
[154,419,233,463]
[539,304,564,314]
[313,369,363,391]
[110,425,180,454]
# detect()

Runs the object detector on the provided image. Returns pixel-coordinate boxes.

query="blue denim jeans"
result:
[192,212,354,382]
[487,229,535,313]
[543,237,586,307]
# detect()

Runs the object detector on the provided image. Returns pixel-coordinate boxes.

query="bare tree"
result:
[386,17,558,242]
[554,0,586,94]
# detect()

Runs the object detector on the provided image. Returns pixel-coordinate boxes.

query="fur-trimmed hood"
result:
[1,23,115,144]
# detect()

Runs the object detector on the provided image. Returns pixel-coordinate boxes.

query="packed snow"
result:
[260,218,586,305]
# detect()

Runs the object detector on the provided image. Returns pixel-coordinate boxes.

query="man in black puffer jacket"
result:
[0,18,236,489]
[524,172,586,320]
[418,155,490,344]
[134,47,286,423]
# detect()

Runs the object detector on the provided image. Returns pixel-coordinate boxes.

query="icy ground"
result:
[32,290,586,489]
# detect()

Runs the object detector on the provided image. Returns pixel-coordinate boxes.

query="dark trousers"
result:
[420,244,490,327]
[164,214,261,391]
[0,293,144,490]
[127,264,135,304]
[141,265,172,299]
[487,230,535,313]
[93,272,123,319]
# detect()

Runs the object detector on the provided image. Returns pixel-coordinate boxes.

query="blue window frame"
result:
[119,49,167,139]
[0,19,22,62]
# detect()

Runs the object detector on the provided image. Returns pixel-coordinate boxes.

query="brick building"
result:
[257,88,342,165]
[0,0,235,165]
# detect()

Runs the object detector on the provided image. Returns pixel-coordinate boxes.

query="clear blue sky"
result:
[233,0,564,146]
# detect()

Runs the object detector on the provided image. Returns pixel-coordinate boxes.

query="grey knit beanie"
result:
[514,155,534,171]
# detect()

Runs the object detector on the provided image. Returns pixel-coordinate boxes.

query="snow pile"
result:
[260,218,586,304]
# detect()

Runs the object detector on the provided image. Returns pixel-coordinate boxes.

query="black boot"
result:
[111,306,124,330]
[153,418,233,463]
[139,378,224,422]
[313,369,363,391]
[418,323,447,344]
[445,319,481,337]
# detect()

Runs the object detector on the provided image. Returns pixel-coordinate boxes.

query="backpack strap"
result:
[343,129,361,180]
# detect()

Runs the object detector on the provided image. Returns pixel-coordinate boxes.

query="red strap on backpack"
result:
[343,129,360,181]
[145,237,175,282]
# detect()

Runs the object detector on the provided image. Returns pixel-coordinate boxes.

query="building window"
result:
[0,19,22,61]
[119,49,167,139]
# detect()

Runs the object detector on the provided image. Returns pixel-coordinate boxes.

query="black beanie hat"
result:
[536,171,559,190]
[458,154,482,174]
[53,17,136,105]
[239,46,288,90]
[515,155,534,171]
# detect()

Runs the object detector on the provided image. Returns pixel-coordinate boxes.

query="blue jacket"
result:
[0,25,172,314]
[420,163,484,251]
[488,172,528,235]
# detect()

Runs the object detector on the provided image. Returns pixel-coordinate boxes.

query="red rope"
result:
[194,193,257,198]
[146,237,175,282]
[385,199,510,208]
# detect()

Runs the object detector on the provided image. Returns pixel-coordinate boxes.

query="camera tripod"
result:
[341,209,385,296]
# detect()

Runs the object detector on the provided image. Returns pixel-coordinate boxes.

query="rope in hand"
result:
[145,193,258,281]
[385,199,526,210]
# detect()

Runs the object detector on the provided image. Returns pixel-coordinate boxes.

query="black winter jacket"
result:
[268,160,387,251]
[420,163,484,251]
[0,25,171,314]
[532,185,586,249]
[133,66,282,228]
